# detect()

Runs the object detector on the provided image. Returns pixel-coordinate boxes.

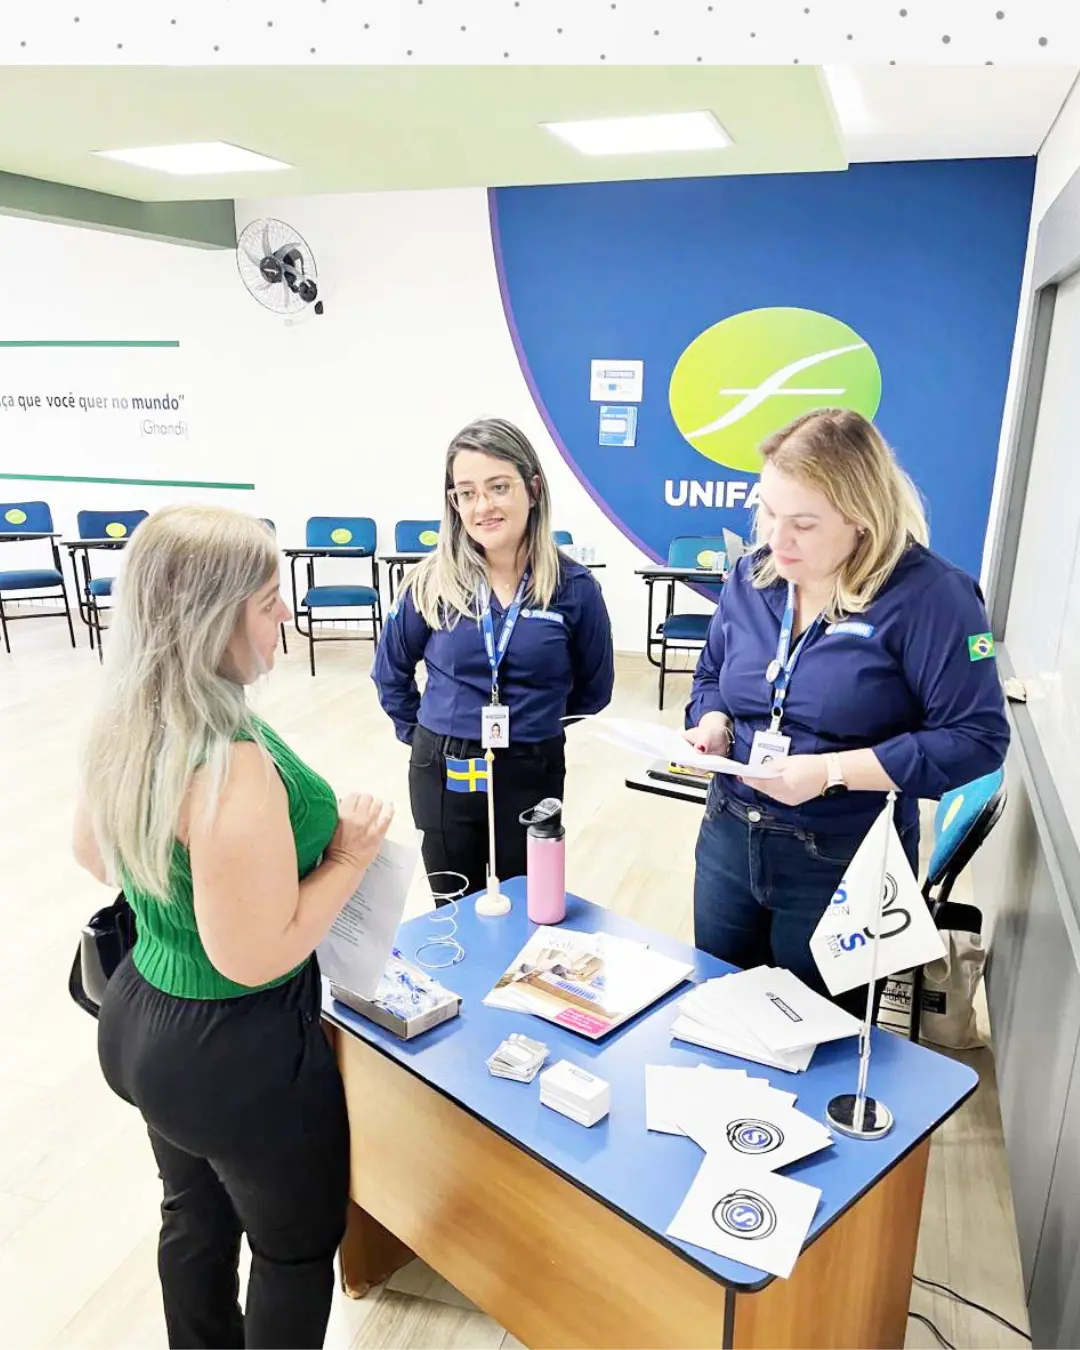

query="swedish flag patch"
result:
[967,633,995,662]
[446,756,488,794]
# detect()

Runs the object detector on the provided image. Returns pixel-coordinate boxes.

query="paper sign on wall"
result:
[599,405,637,447]
[590,359,643,403]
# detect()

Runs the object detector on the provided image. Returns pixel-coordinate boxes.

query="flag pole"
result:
[826,790,897,1141]
[475,747,512,916]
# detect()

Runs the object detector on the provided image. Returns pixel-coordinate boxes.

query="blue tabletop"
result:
[323,880,977,1291]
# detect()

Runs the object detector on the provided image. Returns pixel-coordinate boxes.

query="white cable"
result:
[411,870,469,970]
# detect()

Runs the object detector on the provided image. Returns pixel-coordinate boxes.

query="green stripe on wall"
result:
[0,340,179,347]
[0,473,254,491]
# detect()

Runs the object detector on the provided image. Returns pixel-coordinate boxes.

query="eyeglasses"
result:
[448,478,519,511]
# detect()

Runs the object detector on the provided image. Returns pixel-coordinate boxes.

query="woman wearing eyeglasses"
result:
[372,418,614,899]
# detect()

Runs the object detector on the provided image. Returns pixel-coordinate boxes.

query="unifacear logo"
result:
[668,307,883,474]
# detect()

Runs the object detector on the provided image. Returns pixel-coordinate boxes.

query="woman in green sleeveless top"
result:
[72,505,393,1350]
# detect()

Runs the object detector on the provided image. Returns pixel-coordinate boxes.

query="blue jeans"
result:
[693,789,920,1018]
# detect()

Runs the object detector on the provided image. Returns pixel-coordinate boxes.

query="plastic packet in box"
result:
[330,948,461,1040]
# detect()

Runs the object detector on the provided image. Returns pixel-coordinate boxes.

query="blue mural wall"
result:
[490,158,1035,580]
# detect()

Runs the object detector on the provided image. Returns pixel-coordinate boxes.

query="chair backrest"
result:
[306,516,376,553]
[927,767,1007,890]
[77,509,148,541]
[667,535,728,570]
[394,519,441,552]
[553,530,574,547]
[0,500,54,534]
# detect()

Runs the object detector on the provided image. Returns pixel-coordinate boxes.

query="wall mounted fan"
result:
[236,218,324,317]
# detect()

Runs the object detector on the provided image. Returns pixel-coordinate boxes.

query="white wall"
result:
[982,78,1080,588]
[0,193,667,652]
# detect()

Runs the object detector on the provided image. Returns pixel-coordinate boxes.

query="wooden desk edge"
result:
[326,1016,960,1348]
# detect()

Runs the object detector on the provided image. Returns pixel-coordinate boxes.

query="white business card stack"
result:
[671,965,862,1072]
[487,1033,549,1083]
[539,1059,611,1127]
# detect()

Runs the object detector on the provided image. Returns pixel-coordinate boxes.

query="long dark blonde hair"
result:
[753,409,929,618]
[404,418,562,627]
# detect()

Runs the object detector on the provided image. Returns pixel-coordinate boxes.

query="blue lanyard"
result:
[479,572,529,705]
[767,582,822,731]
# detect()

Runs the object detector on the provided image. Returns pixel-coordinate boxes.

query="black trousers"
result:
[408,723,566,900]
[97,954,349,1350]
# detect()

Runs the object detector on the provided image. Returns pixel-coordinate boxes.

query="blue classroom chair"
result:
[291,516,381,676]
[0,500,75,652]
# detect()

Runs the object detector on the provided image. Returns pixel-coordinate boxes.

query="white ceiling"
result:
[830,65,1079,162]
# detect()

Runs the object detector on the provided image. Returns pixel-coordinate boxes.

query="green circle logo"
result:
[330,527,353,544]
[669,307,882,472]
[696,549,718,569]
[5,508,27,525]
[418,529,439,547]
[105,521,128,538]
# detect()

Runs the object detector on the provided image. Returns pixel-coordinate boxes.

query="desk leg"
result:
[339,1199,415,1300]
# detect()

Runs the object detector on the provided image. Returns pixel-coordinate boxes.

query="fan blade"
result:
[242,247,265,271]
[262,221,273,258]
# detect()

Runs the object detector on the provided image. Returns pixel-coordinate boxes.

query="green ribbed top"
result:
[127,718,338,1000]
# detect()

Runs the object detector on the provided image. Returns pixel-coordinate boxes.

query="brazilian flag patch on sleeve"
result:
[967,633,995,662]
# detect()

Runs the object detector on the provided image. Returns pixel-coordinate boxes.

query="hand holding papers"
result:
[671,966,861,1072]
[316,835,420,999]
[572,716,784,779]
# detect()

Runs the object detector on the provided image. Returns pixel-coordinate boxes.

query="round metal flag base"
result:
[826,1093,894,1140]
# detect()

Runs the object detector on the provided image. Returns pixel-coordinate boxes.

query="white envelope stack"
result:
[671,965,862,1072]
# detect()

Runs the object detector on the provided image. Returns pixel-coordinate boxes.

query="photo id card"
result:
[482,704,510,749]
[749,730,790,769]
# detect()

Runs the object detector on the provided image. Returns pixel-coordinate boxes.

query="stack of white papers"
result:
[648,1064,832,1278]
[540,1060,611,1127]
[671,966,861,1073]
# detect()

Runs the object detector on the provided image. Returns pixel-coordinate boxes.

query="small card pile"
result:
[671,966,861,1073]
[487,1033,549,1083]
[539,1059,610,1127]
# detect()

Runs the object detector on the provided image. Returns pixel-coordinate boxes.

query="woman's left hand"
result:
[740,755,828,807]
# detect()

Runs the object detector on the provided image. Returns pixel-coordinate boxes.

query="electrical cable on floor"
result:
[908,1310,956,1350]
[914,1274,1031,1341]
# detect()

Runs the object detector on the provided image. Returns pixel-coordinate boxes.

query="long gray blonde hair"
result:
[753,408,929,619]
[80,505,278,899]
[404,418,562,627]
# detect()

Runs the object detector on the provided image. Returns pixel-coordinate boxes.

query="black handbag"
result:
[68,892,137,1018]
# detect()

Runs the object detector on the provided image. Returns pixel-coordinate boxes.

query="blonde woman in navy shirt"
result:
[686,409,1009,1014]
[373,418,614,897]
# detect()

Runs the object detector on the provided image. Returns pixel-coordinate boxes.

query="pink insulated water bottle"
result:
[520,798,566,924]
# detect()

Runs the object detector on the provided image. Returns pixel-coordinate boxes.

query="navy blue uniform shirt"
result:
[687,544,1010,835]
[373,558,615,745]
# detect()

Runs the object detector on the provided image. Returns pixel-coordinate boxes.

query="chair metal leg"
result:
[0,594,9,654]
[308,615,316,677]
[280,622,288,655]
[658,641,667,710]
[62,586,77,648]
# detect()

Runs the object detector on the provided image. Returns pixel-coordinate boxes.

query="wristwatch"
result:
[822,752,848,798]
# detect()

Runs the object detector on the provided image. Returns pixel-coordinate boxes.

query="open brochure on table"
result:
[483,925,695,1039]
[572,715,783,778]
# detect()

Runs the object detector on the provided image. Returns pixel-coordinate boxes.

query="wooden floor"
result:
[0,617,1032,1349]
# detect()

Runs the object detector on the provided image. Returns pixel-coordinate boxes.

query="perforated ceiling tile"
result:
[5,0,1079,63]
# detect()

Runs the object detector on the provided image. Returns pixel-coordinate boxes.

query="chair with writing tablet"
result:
[657,535,727,711]
[394,520,441,554]
[878,767,1007,1044]
[0,500,76,653]
[74,509,149,661]
[289,516,381,677]
[553,530,574,547]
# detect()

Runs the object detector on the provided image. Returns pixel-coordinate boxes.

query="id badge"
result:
[749,729,790,768]
[482,704,510,749]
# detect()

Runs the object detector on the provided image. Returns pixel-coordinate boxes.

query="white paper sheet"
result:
[315,835,420,999]
[572,715,784,778]
[718,966,863,1053]
[673,980,817,1073]
[645,1064,748,1135]
[677,1095,833,1174]
[667,1154,822,1279]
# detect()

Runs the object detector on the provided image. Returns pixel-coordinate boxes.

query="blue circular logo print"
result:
[726,1118,784,1154]
[713,1191,778,1241]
